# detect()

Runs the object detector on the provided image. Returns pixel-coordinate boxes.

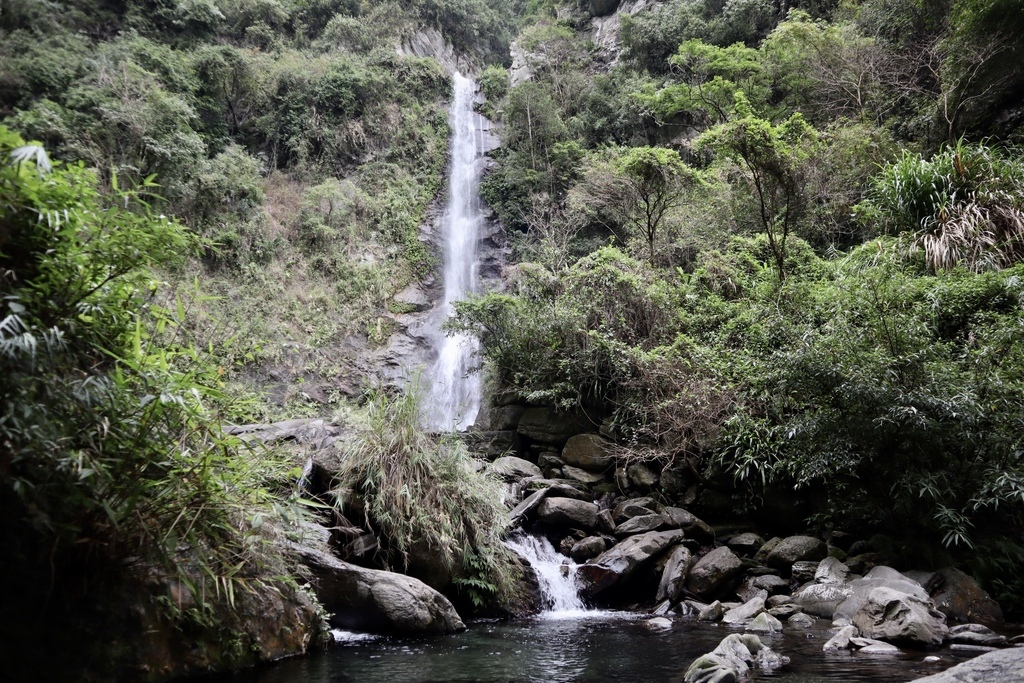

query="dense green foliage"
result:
[468,0,1024,614]
[2,0,1024,654]
[0,127,311,648]
[0,0,523,672]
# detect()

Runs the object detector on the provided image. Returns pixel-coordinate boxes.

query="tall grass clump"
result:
[859,140,1024,271]
[333,387,520,608]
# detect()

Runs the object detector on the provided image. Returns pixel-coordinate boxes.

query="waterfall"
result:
[505,534,589,616]
[424,72,488,431]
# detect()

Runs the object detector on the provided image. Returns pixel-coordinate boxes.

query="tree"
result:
[763,11,900,124]
[574,147,697,265]
[697,94,818,281]
[644,39,767,125]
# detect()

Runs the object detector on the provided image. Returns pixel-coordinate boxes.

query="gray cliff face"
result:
[396,27,476,75]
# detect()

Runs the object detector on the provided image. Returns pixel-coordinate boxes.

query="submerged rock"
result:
[683,633,789,683]
[722,595,766,625]
[823,624,860,651]
[787,612,815,628]
[698,600,724,622]
[747,612,784,633]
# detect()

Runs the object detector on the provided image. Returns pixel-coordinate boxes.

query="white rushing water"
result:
[505,534,590,617]
[424,73,489,431]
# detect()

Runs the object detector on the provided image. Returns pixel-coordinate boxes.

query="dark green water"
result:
[223,612,977,683]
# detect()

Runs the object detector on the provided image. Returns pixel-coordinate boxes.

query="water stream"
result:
[505,533,590,616]
[423,73,489,431]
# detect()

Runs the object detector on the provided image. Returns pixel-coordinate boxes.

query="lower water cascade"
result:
[424,72,489,431]
[504,533,589,616]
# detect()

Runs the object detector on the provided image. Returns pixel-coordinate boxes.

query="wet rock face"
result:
[579,529,684,596]
[926,567,1004,625]
[656,545,694,603]
[517,407,593,446]
[590,0,620,16]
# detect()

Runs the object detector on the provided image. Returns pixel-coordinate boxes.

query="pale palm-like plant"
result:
[860,140,1024,271]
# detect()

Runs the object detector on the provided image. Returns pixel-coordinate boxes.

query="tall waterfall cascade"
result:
[424,73,493,431]
[505,534,589,616]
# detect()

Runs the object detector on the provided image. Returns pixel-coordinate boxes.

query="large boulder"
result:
[852,587,949,647]
[726,533,765,557]
[686,547,743,600]
[517,407,592,445]
[835,565,931,619]
[489,456,542,481]
[614,513,666,536]
[661,507,715,544]
[949,624,1007,647]
[814,557,851,585]
[561,434,614,472]
[926,567,1004,625]
[656,545,694,603]
[299,545,465,635]
[579,529,684,596]
[613,496,659,521]
[722,595,766,625]
[562,465,607,485]
[765,536,827,573]
[535,497,599,529]
[509,488,549,525]
[571,536,607,562]
[908,647,1024,682]
[792,583,853,618]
